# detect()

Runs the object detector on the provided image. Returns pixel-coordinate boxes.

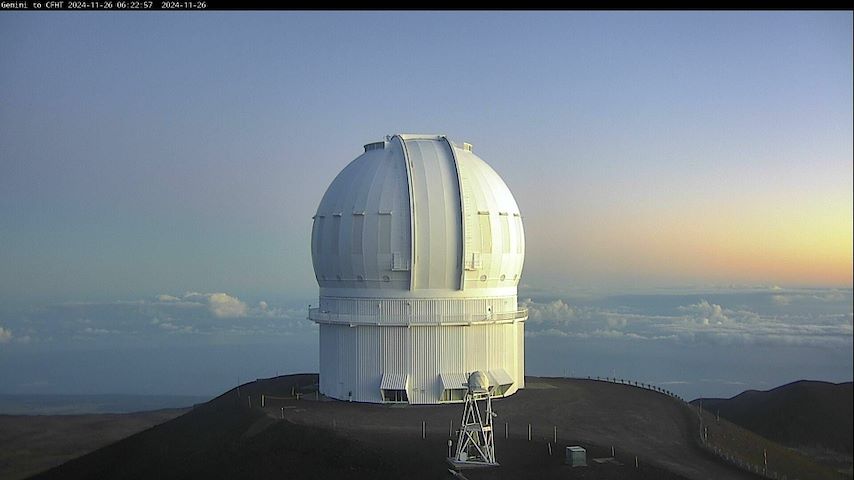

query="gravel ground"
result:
[0,409,187,480]
[237,374,756,480]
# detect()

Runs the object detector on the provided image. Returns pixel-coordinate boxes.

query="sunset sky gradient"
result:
[1,12,851,303]
[0,12,850,399]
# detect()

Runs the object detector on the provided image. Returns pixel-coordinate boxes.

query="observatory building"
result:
[309,134,527,404]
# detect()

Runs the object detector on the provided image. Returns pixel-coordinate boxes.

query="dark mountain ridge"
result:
[692,380,853,455]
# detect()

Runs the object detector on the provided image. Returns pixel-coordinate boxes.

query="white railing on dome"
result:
[307,308,528,326]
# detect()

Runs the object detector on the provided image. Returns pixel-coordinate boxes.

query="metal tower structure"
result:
[452,371,498,467]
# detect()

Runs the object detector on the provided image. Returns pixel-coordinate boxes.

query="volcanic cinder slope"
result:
[0,409,187,480]
[30,375,842,480]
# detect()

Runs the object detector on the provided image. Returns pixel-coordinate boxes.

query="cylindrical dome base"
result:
[318,321,525,404]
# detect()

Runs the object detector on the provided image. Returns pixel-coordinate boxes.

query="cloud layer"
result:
[1,288,850,352]
[521,289,853,348]
[0,292,314,347]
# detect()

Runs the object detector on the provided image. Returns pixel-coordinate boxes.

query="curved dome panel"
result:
[311,138,412,291]
[455,147,525,291]
[310,134,524,298]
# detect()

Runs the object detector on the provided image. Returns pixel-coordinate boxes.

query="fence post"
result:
[764,449,767,475]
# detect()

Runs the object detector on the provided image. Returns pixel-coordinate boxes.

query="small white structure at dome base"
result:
[309,134,527,404]
[449,371,498,469]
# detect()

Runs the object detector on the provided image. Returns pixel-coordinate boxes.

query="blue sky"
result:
[0,12,851,400]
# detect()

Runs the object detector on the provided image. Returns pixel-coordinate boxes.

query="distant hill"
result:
[0,394,208,415]
[692,380,853,455]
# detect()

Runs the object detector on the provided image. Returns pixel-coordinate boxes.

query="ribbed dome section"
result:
[310,134,524,298]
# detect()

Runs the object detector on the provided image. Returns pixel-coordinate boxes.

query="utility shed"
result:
[566,446,587,467]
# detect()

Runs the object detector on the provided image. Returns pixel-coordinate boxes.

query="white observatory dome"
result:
[309,134,527,405]
[311,134,524,295]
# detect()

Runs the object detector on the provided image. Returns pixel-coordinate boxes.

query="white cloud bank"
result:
[154,292,296,320]
[521,295,853,348]
[206,293,248,318]
[159,292,248,318]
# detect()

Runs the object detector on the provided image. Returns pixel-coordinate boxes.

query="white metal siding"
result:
[318,319,526,404]
[440,372,469,390]
[317,295,519,325]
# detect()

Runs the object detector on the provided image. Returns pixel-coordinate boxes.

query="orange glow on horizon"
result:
[526,190,853,287]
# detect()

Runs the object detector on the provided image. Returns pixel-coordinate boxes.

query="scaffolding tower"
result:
[450,371,498,468]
